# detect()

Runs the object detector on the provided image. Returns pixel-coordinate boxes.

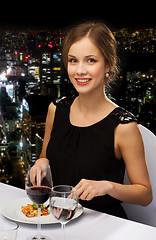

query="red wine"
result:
[27,186,51,204]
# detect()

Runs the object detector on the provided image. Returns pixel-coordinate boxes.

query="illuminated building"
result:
[39,46,62,98]
[40,52,51,83]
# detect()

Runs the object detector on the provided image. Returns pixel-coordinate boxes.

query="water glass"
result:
[51,185,78,239]
[0,222,19,240]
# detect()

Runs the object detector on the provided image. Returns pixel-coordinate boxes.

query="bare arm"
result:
[111,122,153,206]
[76,122,153,206]
[39,102,56,159]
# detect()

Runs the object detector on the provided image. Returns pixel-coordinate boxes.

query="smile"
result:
[75,78,92,85]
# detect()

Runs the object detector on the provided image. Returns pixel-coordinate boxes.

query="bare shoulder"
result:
[48,102,56,114]
[117,121,140,135]
[116,122,144,149]
[115,122,144,157]
[46,102,56,120]
[45,102,56,129]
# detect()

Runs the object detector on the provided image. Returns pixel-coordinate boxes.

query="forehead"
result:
[68,37,102,57]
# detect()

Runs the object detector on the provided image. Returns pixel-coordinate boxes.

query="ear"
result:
[105,65,110,74]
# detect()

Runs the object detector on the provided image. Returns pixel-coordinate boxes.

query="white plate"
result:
[1,197,83,225]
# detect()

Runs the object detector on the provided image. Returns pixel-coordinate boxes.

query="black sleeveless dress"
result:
[46,96,137,219]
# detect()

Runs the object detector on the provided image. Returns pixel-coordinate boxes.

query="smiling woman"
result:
[62,22,118,87]
[30,21,152,219]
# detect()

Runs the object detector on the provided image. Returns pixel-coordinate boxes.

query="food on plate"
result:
[21,203,49,218]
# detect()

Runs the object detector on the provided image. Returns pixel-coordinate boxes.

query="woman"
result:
[30,22,153,218]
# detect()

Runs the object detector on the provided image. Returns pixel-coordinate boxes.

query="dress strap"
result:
[110,107,138,124]
[53,95,76,107]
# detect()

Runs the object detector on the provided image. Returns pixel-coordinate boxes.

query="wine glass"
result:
[25,164,53,240]
[51,185,78,239]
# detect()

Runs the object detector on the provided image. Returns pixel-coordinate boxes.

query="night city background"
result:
[0,5,156,188]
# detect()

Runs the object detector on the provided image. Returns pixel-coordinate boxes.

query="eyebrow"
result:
[68,54,97,58]
[68,55,76,58]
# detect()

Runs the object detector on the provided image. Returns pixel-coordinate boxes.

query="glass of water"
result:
[0,222,19,240]
[51,185,78,238]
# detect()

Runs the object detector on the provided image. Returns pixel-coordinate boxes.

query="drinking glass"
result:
[0,221,19,240]
[25,164,53,240]
[51,185,78,239]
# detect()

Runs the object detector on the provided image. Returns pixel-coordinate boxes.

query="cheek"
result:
[67,65,75,78]
[90,64,105,79]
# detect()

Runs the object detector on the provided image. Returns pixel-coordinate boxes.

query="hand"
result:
[75,179,111,201]
[30,158,49,186]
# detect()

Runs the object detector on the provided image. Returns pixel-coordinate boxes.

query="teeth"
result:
[76,79,91,83]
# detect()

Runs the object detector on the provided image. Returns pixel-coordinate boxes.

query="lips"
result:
[75,78,92,86]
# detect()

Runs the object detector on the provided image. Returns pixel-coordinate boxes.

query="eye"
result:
[68,58,77,63]
[87,58,97,63]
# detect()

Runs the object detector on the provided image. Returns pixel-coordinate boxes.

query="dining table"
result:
[0,182,156,240]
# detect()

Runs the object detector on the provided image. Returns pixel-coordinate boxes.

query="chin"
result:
[74,86,93,95]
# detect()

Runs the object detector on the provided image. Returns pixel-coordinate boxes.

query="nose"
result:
[76,62,87,75]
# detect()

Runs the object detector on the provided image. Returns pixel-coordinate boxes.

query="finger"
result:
[75,180,88,197]
[75,182,82,191]
[79,187,91,200]
[41,170,46,183]
[29,168,33,184]
[30,167,36,186]
[76,186,85,198]
[36,167,41,186]
[85,192,94,201]
[68,188,77,199]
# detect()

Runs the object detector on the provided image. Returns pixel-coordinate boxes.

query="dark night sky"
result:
[0,3,155,31]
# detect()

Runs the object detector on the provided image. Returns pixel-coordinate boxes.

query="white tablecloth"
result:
[0,182,156,240]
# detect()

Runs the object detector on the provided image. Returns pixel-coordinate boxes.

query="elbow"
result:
[142,189,153,207]
[144,195,153,207]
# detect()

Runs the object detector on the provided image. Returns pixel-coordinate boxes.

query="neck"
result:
[77,88,108,113]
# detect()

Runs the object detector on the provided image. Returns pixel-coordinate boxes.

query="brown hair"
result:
[62,21,119,86]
